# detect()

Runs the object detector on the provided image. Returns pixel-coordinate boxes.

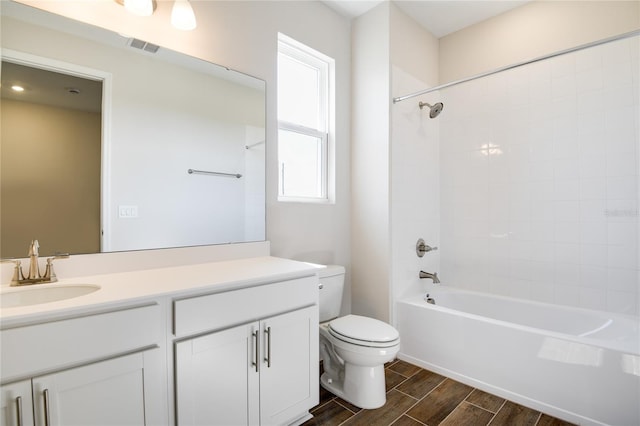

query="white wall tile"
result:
[437,37,639,314]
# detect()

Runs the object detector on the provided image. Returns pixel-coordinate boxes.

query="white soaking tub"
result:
[396,285,640,426]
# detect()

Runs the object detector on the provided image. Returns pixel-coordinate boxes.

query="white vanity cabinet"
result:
[1,257,320,426]
[0,303,168,426]
[1,380,33,426]
[173,276,319,426]
[1,351,157,426]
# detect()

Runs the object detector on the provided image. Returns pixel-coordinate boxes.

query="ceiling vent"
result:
[128,38,160,54]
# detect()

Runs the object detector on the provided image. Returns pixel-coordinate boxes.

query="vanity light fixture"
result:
[11,85,25,92]
[171,0,197,31]
[122,0,156,17]
[115,0,196,31]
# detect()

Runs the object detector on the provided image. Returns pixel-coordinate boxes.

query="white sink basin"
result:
[0,284,100,309]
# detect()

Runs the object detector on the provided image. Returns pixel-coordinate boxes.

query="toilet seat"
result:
[328,315,400,348]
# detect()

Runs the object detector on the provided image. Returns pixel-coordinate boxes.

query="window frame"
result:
[277,33,334,204]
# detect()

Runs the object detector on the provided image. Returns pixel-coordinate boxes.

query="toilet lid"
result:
[328,315,400,347]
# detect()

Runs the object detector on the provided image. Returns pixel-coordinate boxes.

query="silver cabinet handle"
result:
[251,330,259,372]
[15,396,23,426]
[264,326,271,368]
[43,389,51,426]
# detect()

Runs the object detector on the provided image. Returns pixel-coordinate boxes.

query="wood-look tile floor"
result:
[303,360,575,426]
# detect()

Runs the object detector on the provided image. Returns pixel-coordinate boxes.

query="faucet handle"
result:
[416,238,438,257]
[43,254,70,282]
[2,259,26,285]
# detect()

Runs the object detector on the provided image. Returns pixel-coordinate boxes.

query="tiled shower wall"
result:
[439,35,640,315]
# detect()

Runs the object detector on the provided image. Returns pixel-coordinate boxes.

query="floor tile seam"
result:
[401,374,450,409]
[386,411,416,426]
[532,412,543,425]
[388,373,411,391]
[336,414,355,426]
[386,366,421,380]
[464,399,502,415]
[393,383,459,426]
[393,387,421,402]
[486,399,508,425]
[388,389,427,425]
[309,397,340,416]
[333,398,360,415]
[334,390,417,426]
[436,387,476,426]
[403,412,429,426]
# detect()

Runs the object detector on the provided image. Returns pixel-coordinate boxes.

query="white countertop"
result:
[0,256,321,328]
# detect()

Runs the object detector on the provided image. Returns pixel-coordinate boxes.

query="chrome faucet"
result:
[4,240,69,286]
[419,270,440,284]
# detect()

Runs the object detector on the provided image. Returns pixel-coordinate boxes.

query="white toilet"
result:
[318,265,400,409]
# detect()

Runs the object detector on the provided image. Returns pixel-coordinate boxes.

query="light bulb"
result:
[171,0,197,31]
[124,0,154,17]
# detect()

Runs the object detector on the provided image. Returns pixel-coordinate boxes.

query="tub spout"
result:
[419,270,440,283]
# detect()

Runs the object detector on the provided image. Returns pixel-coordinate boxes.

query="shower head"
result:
[419,101,444,118]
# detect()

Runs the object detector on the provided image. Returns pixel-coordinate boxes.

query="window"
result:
[277,33,334,202]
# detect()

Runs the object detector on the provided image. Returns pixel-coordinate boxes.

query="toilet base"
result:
[320,363,387,409]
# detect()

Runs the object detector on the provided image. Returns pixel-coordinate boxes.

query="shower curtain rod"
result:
[392,29,640,104]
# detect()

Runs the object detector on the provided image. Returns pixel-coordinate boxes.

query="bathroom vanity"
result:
[0,256,320,426]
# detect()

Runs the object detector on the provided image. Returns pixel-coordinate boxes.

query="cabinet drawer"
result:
[173,276,317,338]
[1,303,162,383]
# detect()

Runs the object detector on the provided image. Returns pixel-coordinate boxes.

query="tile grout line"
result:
[391,376,450,426]
[464,402,504,414]
[309,397,335,415]
[403,413,429,426]
[336,364,445,426]
[436,387,476,426]
[333,399,359,415]
[313,361,572,426]
[486,399,508,425]
[533,412,543,426]
[464,400,501,416]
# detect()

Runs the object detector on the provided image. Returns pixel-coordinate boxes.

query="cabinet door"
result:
[32,352,146,426]
[260,306,318,426]
[175,323,260,426]
[1,380,33,426]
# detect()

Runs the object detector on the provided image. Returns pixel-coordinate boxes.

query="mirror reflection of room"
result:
[1,62,102,258]
[0,2,266,258]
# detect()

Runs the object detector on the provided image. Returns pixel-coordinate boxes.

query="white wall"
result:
[351,2,391,321]
[389,4,440,320]
[440,0,640,83]
[1,99,101,256]
[7,1,352,298]
[351,2,441,322]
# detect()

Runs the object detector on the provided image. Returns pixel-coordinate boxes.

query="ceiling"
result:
[322,0,532,38]
[1,61,103,112]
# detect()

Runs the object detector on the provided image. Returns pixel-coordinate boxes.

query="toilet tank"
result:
[318,265,345,322]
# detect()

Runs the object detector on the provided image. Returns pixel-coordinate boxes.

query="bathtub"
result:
[396,285,640,426]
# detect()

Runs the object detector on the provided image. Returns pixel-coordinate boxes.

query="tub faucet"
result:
[419,270,440,284]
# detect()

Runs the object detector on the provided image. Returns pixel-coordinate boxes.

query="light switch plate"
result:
[118,205,139,218]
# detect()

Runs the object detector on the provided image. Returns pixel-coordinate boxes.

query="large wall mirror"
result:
[1,1,266,258]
